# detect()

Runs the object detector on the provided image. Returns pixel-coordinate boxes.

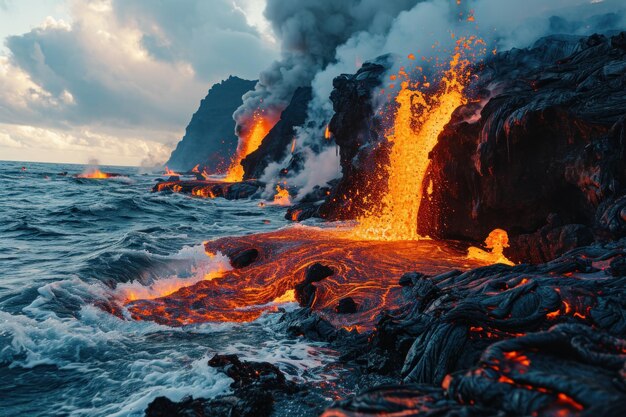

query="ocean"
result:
[0,160,341,416]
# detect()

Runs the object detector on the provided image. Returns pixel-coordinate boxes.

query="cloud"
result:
[0,0,278,164]
[0,122,171,166]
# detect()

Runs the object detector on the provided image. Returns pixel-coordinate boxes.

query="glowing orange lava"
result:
[467,229,514,265]
[272,185,291,206]
[76,168,116,179]
[164,166,179,176]
[355,48,471,241]
[223,111,276,182]
[124,226,486,328]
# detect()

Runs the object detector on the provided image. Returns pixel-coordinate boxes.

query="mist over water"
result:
[0,161,341,416]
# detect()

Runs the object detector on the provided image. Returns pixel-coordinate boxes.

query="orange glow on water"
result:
[224,111,276,182]
[354,48,471,241]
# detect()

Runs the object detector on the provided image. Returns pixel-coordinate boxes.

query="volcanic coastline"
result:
[128,32,626,417]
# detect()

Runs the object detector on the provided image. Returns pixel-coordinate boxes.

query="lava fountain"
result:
[355,45,471,241]
[223,110,276,182]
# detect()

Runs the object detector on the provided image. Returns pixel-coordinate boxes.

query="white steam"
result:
[249,0,626,201]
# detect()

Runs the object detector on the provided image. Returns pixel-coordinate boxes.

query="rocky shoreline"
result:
[143,237,626,416]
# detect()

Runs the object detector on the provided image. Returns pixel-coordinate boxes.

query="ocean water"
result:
[0,161,340,416]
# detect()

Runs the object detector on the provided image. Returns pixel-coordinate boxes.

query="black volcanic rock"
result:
[318,59,390,220]
[419,33,626,256]
[228,248,259,269]
[166,76,256,173]
[241,87,312,180]
[324,239,626,417]
[318,33,626,262]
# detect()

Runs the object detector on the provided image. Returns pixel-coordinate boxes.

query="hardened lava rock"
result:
[325,241,626,417]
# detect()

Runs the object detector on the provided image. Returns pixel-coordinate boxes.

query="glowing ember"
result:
[192,186,216,198]
[76,168,117,179]
[467,228,514,266]
[272,185,291,206]
[223,110,276,182]
[290,138,296,153]
[355,48,471,241]
[324,124,331,140]
[124,226,486,328]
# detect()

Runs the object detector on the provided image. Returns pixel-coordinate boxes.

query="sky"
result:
[0,0,278,166]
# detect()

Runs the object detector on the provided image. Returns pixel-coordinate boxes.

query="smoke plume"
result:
[243,0,626,200]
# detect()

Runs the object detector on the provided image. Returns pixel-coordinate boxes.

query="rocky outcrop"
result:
[318,59,390,220]
[152,179,263,200]
[166,76,256,173]
[145,354,296,417]
[322,239,626,417]
[241,87,312,180]
[314,33,626,262]
[421,33,626,255]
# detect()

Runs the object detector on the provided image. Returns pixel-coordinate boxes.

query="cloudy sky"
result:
[0,0,278,166]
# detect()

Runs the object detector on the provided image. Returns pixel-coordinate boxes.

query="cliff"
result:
[241,87,312,180]
[166,76,256,172]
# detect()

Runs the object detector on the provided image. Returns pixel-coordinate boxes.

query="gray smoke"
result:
[232,0,420,135]
[244,0,626,200]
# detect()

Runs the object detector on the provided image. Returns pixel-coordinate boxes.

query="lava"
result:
[272,185,291,206]
[124,226,486,328]
[76,168,119,179]
[467,228,514,265]
[224,110,276,182]
[355,46,471,241]
[164,166,179,176]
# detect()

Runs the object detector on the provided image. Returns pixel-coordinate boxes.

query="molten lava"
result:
[223,111,276,182]
[467,228,514,265]
[124,226,486,328]
[164,166,179,176]
[76,168,118,179]
[272,185,291,206]
[355,49,471,241]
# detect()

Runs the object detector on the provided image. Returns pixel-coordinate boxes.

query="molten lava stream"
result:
[355,51,470,241]
[223,111,276,182]
[125,226,486,329]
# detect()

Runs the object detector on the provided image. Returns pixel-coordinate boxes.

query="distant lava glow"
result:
[76,168,117,179]
[124,226,485,328]
[224,110,276,182]
[355,41,474,241]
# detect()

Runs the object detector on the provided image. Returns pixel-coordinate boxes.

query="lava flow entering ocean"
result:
[123,39,500,330]
[125,226,486,328]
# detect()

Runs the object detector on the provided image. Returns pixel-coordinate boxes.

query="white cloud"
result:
[0,122,172,166]
[0,0,278,165]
